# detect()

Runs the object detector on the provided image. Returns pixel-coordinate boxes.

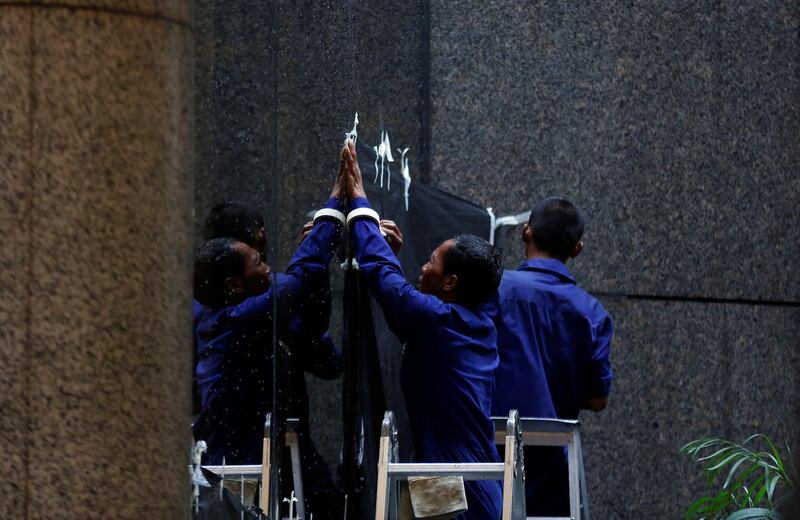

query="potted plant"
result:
[680,434,794,520]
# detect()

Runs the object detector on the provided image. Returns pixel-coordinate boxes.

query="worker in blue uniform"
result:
[487,197,614,516]
[192,158,348,518]
[342,141,504,519]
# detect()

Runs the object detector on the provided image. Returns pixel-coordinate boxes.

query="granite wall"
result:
[194,0,430,477]
[0,2,193,518]
[431,4,799,516]
[194,1,800,517]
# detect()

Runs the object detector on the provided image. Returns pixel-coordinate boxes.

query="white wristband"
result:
[346,207,380,227]
[313,208,346,226]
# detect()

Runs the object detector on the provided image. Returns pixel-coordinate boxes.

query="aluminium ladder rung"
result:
[375,410,526,520]
[493,417,579,447]
[191,413,307,517]
[199,464,264,478]
[492,416,589,520]
[493,417,579,433]
[387,462,505,480]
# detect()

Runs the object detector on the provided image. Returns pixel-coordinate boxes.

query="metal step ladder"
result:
[192,413,306,518]
[375,410,526,520]
[492,417,589,520]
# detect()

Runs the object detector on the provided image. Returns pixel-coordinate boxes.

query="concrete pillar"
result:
[0,3,192,518]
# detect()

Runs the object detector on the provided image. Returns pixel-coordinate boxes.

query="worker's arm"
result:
[342,141,445,340]
[349,198,445,334]
[582,309,614,412]
[230,199,344,324]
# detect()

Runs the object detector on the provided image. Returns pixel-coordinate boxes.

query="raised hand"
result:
[379,219,404,255]
[297,220,314,244]
[344,140,367,200]
[331,144,348,200]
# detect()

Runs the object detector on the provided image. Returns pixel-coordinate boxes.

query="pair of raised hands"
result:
[331,140,364,200]
[300,141,404,254]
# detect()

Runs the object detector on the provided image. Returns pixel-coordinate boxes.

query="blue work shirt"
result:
[193,292,342,512]
[350,197,503,520]
[487,258,613,515]
[193,198,344,465]
[489,259,613,420]
[194,275,342,416]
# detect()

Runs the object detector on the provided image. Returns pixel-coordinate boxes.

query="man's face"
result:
[418,239,455,299]
[231,241,271,297]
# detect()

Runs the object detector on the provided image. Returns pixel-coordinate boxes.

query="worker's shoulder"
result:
[499,268,607,317]
[499,267,574,295]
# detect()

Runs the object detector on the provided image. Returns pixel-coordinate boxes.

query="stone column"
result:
[0,2,193,518]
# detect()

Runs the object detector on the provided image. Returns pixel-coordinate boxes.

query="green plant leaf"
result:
[760,436,785,473]
[685,496,714,518]
[766,474,780,505]
[734,464,760,487]
[699,445,737,463]
[682,438,724,454]
[757,451,783,472]
[709,452,749,473]
[682,434,792,520]
[686,493,732,519]
[741,434,765,445]
[724,457,751,489]
[723,507,781,520]
[741,485,751,508]
[749,471,768,507]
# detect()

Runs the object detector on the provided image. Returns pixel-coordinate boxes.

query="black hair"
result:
[203,201,265,246]
[442,235,503,305]
[528,197,584,258]
[193,237,245,308]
